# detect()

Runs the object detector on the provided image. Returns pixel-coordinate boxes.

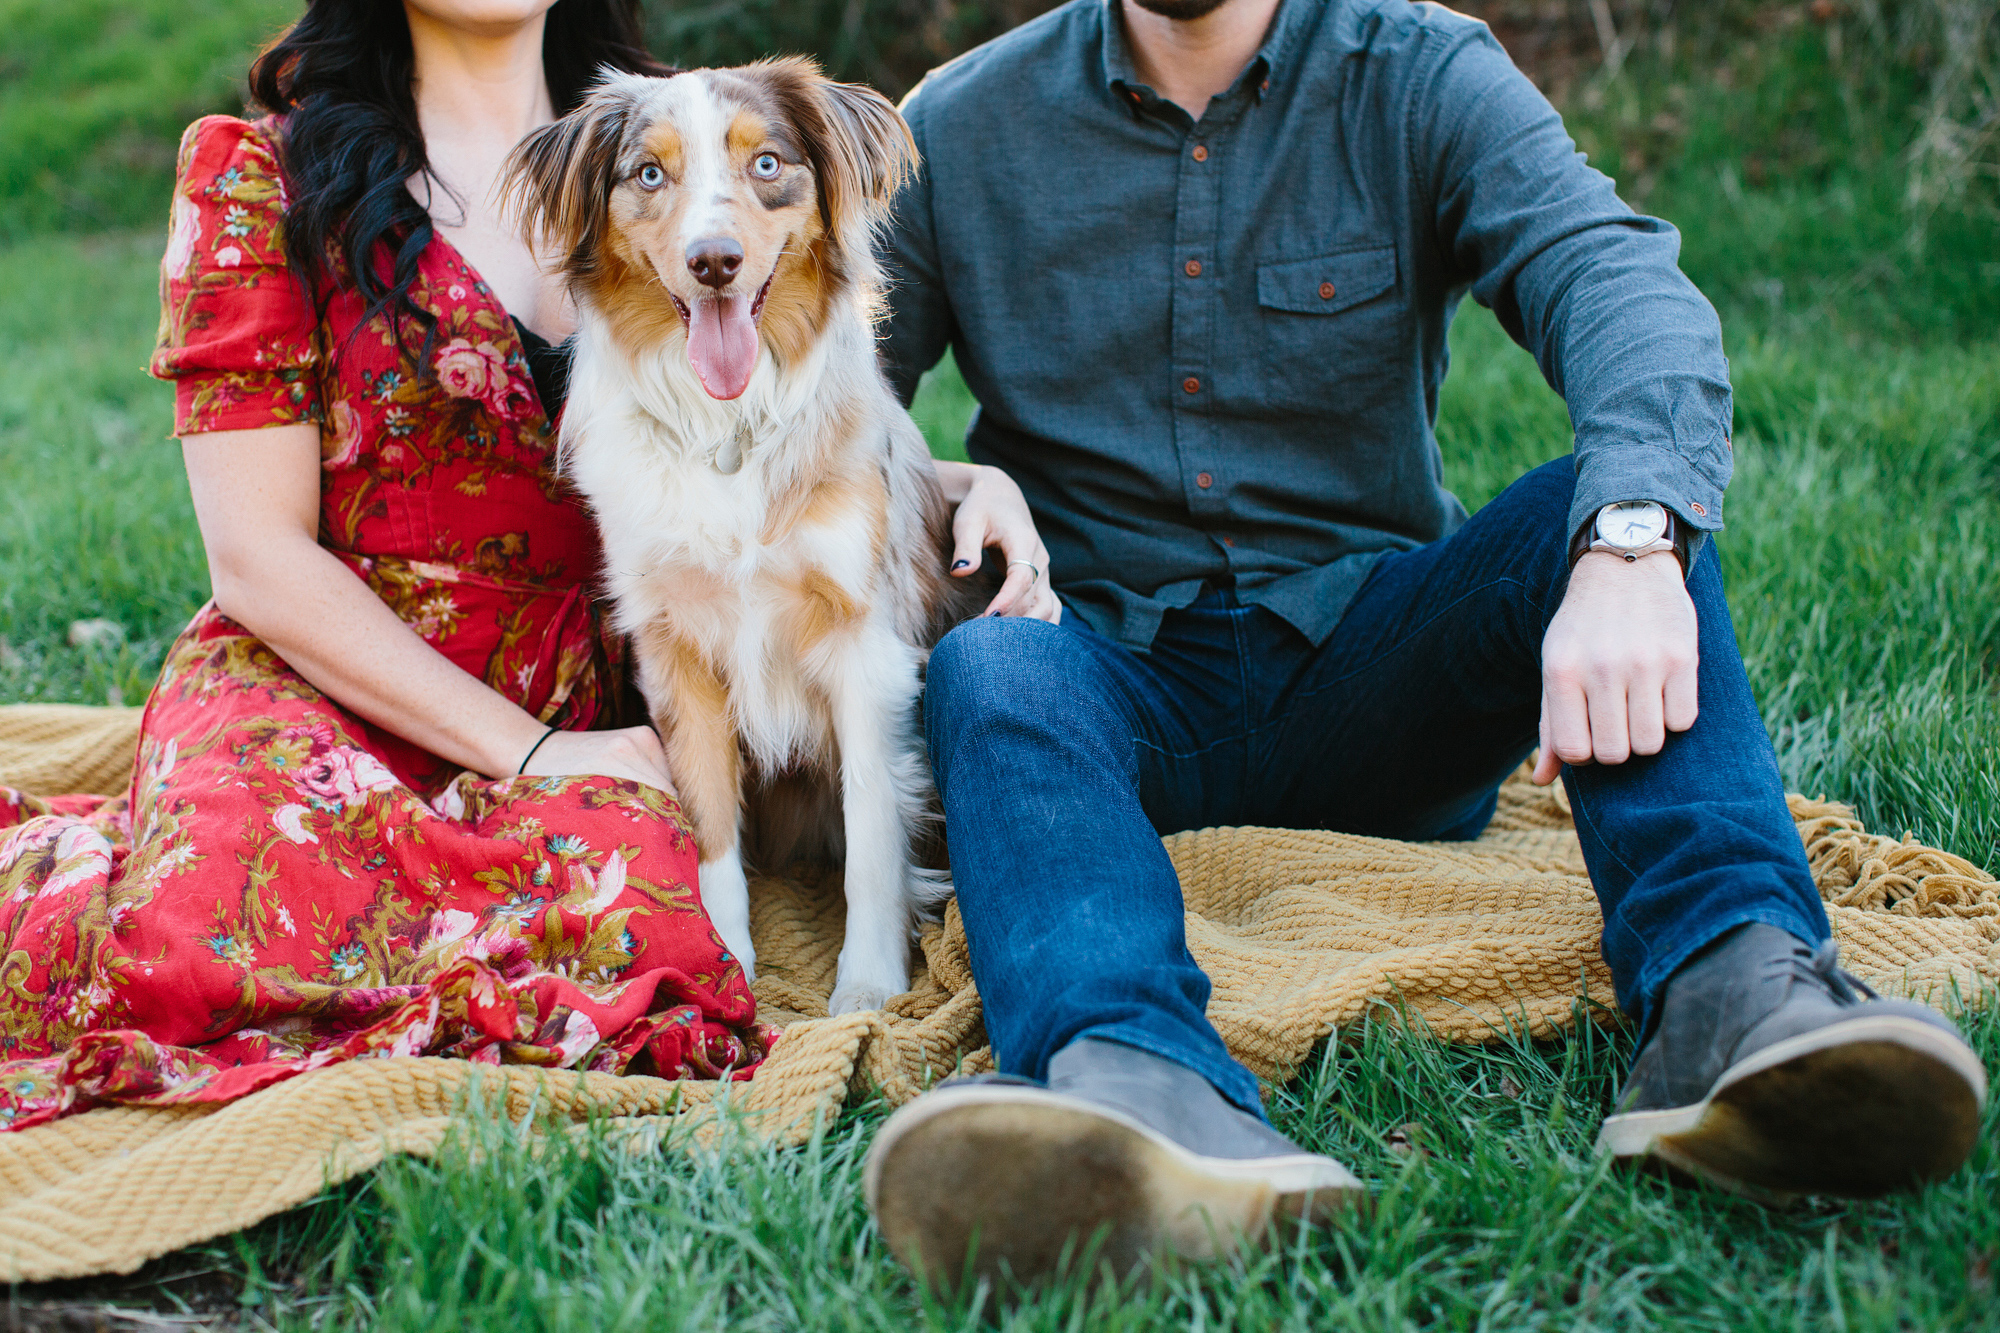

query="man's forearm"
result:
[1419,27,1734,549]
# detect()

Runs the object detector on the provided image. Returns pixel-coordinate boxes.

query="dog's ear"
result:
[503,72,641,279]
[811,76,918,224]
[753,57,917,243]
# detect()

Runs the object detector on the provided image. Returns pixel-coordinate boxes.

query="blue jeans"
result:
[923,458,1830,1117]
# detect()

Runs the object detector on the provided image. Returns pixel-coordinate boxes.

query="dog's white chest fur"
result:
[565,318,906,773]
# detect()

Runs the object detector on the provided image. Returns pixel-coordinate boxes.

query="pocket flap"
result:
[1256,245,1398,315]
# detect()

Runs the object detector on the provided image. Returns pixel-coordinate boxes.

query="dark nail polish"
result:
[952,559,971,570]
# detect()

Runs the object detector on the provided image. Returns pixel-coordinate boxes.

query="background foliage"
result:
[5,1,1995,279]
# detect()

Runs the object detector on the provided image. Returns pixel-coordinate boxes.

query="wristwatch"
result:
[1570,500,1690,577]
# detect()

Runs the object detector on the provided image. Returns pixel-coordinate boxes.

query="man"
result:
[860,0,1988,1285]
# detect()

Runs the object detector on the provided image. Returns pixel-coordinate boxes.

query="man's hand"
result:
[1533,551,1698,785]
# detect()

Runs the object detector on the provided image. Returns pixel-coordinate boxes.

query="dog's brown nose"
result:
[686,237,743,289]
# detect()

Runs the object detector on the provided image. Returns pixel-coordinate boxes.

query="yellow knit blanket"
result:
[1,703,1994,1282]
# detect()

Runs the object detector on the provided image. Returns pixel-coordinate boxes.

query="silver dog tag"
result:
[713,422,750,475]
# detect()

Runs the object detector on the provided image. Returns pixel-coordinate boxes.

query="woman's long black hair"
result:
[247,0,670,364]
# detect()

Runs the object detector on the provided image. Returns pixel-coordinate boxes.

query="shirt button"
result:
[1191,144,1209,162]
[1196,472,1214,489]
[1182,376,1200,394]
[1184,259,1202,278]
[1318,281,1336,300]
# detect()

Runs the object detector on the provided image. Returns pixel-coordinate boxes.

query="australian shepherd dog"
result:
[505,60,979,1015]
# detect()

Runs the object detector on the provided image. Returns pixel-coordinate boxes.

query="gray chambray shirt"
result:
[880,0,1733,650]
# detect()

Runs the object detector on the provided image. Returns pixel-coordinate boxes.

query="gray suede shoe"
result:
[864,1038,1365,1287]
[1597,923,1988,1201]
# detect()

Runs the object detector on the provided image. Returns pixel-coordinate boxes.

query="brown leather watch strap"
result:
[1568,504,1693,580]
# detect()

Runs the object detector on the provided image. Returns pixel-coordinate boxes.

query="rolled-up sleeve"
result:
[1414,25,1732,554]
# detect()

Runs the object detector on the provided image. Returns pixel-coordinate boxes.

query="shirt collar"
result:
[1099,0,1334,112]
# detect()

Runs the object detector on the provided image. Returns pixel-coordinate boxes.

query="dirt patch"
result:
[1,1246,320,1332]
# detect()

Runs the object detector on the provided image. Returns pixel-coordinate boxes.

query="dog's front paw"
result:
[827,980,899,1016]
[699,851,756,983]
[829,942,908,1015]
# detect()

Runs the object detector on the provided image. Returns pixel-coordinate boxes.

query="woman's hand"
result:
[519,724,679,796]
[934,460,1061,623]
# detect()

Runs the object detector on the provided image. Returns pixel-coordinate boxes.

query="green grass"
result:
[1559,2,2000,345]
[17,999,1995,1331]
[0,230,204,706]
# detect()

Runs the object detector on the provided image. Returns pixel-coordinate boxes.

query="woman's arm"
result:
[932,459,1060,623]
[181,425,676,789]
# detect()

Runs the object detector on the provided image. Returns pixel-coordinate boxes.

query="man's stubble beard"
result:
[1128,0,1233,21]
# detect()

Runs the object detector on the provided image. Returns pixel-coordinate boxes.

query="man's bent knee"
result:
[924,616,1102,763]
[1466,457,1584,594]
[927,615,1076,702]
[1500,456,1581,536]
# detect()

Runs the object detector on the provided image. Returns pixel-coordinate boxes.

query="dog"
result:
[505,59,984,1015]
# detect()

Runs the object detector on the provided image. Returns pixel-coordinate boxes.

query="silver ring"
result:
[1007,559,1041,586]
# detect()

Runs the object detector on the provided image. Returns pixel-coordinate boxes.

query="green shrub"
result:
[1546,0,2000,337]
[645,0,1058,100]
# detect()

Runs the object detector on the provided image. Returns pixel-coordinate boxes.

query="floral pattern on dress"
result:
[0,116,773,1133]
[150,115,598,785]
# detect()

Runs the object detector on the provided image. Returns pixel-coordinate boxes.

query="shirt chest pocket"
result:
[1253,244,1402,416]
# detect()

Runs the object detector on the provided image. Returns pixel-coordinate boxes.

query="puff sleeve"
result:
[149,115,323,435]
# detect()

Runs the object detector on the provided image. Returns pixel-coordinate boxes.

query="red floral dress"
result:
[0,116,770,1132]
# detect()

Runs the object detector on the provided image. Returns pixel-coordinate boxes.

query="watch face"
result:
[1602,501,1668,548]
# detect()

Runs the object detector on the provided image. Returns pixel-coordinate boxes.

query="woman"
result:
[0,0,1053,1132]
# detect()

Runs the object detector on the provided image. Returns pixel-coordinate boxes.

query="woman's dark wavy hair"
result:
[246,0,671,366]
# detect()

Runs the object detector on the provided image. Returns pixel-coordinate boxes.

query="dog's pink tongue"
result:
[685,293,759,400]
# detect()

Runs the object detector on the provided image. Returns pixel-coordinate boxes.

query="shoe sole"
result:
[863,1085,1367,1287]
[1597,1013,1989,1201]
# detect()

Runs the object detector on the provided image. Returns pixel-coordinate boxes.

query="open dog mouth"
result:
[670,274,775,401]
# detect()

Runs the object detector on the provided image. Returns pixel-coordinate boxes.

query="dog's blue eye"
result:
[637,164,665,190]
[751,153,781,180]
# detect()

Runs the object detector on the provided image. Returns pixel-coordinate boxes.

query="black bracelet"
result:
[516,725,559,776]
